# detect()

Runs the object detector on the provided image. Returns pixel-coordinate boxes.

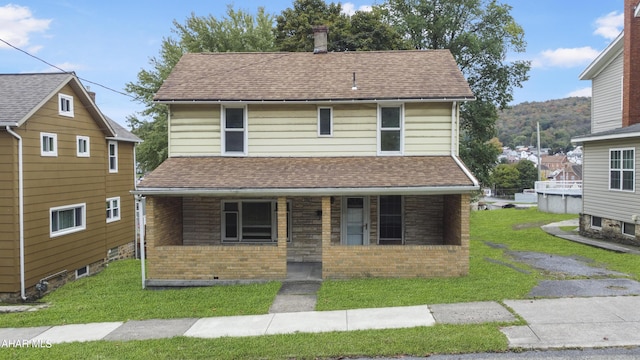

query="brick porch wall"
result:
[322,194,470,279]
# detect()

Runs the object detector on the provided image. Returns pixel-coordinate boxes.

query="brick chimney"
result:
[622,0,640,127]
[312,25,328,54]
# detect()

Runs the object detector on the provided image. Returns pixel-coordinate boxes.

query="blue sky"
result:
[0,1,624,126]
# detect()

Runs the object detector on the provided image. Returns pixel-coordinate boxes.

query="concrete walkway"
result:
[541,219,640,255]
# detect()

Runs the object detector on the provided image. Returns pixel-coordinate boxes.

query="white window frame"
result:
[623,222,636,237]
[378,195,404,244]
[76,135,90,157]
[318,107,333,137]
[221,105,248,156]
[58,93,74,117]
[106,197,121,223]
[591,216,602,229]
[75,265,89,279]
[609,148,635,192]
[40,132,58,157]
[50,203,86,238]
[108,141,118,173]
[377,104,404,155]
[221,200,291,243]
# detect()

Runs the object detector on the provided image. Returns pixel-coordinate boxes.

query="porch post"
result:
[321,196,331,278]
[277,196,287,247]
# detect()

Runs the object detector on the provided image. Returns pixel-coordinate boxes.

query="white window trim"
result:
[75,265,89,279]
[590,216,602,229]
[106,197,121,223]
[58,93,74,117]
[221,200,291,243]
[317,107,333,137]
[50,203,86,238]
[40,132,58,157]
[76,135,90,157]
[221,105,248,156]
[377,195,404,244]
[609,147,635,192]
[108,141,118,173]
[623,222,636,237]
[377,104,404,155]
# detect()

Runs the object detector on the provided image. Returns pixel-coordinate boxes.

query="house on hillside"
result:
[572,0,640,245]
[135,30,479,285]
[0,73,140,301]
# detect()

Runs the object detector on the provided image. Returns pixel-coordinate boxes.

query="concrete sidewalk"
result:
[4,296,640,350]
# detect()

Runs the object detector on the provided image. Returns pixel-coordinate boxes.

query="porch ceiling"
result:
[135,156,478,196]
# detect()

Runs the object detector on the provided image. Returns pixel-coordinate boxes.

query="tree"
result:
[514,159,537,190]
[125,6,276,173]
[491,163,519,196]
[274,0,408,52]
[384,0,530,185]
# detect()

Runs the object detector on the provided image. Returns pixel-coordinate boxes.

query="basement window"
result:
[591,216,602,229]
[75,265,89,279]
[623,222,636,237]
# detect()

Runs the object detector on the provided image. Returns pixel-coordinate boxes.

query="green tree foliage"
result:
[384,0,530,185]
[274,0,408,52]
[125,6,276,173]
[491,164,520,195]
[514,159,537,189]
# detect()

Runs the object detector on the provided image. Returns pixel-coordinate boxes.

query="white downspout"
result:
[6,126,26,300]
[450,102,479,187]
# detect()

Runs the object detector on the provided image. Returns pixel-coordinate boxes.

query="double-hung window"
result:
[318,107,333,136]
[108,141,118,173]
[106,197,121,223]
[378,195,403,244]
[378,105,403,154]
[41,132,57,157]
[222,106,247,155]
[50,203,86,237]
[58,94,74,117]
[222,200,291,242]
[609,148,634,191]
[77,136,90,157]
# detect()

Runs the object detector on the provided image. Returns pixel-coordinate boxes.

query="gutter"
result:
[154,97,476,105]
[5,126,26,300]
[450,102,480,188]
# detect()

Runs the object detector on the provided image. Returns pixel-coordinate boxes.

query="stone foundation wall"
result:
[580,213,639,246]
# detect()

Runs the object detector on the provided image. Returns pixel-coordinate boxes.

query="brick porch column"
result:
[277,196,287,247]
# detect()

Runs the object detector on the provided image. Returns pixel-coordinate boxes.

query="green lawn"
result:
[4,208,639,359]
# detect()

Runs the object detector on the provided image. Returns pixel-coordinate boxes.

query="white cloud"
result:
[341,2,373,16]
[0,4,51,51]
[593,11,623,40]
[567,87,592,98]
[532,47,600,68]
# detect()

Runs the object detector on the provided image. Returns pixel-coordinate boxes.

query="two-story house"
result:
[573,0,640,245]
[0,73,140,301]
[135,32,478,285]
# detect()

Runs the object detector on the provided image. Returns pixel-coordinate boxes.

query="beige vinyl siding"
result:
[168,102,454,157]
[404,102,452,155]
[169,104,220,156]
[591,52,623,133]
[0,131,18,292]
[583,138,640,222]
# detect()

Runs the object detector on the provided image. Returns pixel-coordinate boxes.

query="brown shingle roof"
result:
[137,156,476,195]
[154,51,474,102]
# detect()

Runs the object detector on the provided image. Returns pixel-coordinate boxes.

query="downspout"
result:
[6,126,26,300]
[450,102,479,187]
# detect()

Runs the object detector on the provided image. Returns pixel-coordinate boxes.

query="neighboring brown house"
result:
[0,73,140,301]
[136,35,479,285]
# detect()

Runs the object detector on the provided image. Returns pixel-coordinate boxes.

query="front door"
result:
[342,197,369,245]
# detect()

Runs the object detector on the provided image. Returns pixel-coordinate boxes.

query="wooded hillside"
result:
[496,97,591,152]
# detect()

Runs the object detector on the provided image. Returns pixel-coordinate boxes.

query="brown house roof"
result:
[154,50,474,102]
[136,156,477,196]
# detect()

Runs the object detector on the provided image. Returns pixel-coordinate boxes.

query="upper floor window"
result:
[222,106,247,155]
[378,105,403,154]
[108,141,118,173]
[318,107,333,137]
[610,148,634,191]
[106,197,121,223]
[58,94,74,117]
[50,203,86,237]
[40,132,57,157]
[76,136,90,157]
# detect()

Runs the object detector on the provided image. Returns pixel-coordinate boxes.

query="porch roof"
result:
[135,156,479,196]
